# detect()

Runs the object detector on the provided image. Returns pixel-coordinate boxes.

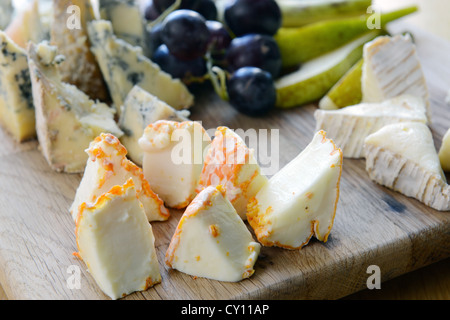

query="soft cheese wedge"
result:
[138,120,211,209]
[197,127,268,220]
[27,42,123,173]
[439,128,450,172]
[247,131,343,249]
[119,85,190,166]
[361,34,431,121]
[75,179,161,300]
[364,122,450,211]
[51,0,109,102]
[0,31,35,142]
[87,20,194,115]
[165,185,261,282]
[70,133,169,222]
[314,95,428,158]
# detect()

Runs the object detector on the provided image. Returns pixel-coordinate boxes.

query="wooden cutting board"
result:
[0,22,449,300]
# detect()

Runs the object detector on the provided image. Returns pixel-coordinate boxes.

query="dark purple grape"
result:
[152,0,216,20]
[153,0,179,13]
[152,44,207,82]
[146,23,164,56]
[161,9,210,60]
[227,67,276,117]
[224,0,282,36]
[226,34,281,79]
[206,20,232,60]
[144,0,162,20]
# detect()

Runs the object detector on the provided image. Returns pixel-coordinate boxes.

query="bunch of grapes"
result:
[144,0,282,117]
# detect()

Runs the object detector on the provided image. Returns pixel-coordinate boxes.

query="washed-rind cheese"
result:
[119,85,190,166]
[165,185,261,282]
[364,122,449,211]
[138,120,211,209]
[247,130,343,249]
[27,42,123,173]
[314,95,428,158]
[75,179,161,300]
[361,34,431,121]
[70,133,169,222]
[197,126,268,220]
[51,0,109,102]
[87,20,194,115]
[99,0,147,52]
[0,32,35,142]
[439,128,450,172]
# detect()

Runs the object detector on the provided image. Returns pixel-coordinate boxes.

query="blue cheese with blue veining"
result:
[0,31,35,142]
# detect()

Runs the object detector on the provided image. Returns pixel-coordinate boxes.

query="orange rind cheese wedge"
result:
[247,130,343,249]
[70,133,169,222]
[165,185,260,282]
[75,179,161,300]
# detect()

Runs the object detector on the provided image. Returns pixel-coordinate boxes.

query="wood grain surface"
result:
[0,20,449,300]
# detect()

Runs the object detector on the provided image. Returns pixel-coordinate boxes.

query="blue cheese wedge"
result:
[196,126,268,220]
[27,42,123,173]
[75,179,161,300]
[364,122,450,211]
[87,20,194,115]
[70,133,169,222]
[439,128,450,172]
[165,185,261,282]
[98,0,147,51]
[139,120,211,209]
[361,34,431,121]
[247,131,343,249]
[119,85,190,166]
[314,95,428,158]
[0,31,35,142]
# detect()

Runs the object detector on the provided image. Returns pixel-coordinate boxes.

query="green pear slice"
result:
[275,31,379,108]
[319,58,363,110]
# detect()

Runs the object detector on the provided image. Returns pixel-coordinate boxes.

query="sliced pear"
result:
[0,0,13,29]
[315,95,428,158]
[319,58,363,110]
[247,130,343,249]
[275,31,379,108]
[438,128,450,172]
[364,122,449,211]
[75,179,161,300]
[275,6,418,68]
[165,185,261,282]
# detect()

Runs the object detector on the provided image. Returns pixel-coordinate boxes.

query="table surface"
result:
[0,0,449,300]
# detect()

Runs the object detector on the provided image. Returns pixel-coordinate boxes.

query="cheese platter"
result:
[0,0,449,300]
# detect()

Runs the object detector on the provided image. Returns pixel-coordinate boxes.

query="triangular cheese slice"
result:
[196,126,268,220]
[165,185,261,282]
[50,0,109,102]
[247,130,343,249]
[0,31,35,142]
[87,20,194,115]
[361,34,431,121]
[439,128,450,172]
[70,133,169,222]
[138,120,211,209]
[75,179,161,300]
[27,42,123,173]
[364,122,450,211]
[314,95,428,158]
[119,85,190,166]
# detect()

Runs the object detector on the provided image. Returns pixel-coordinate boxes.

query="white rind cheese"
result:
[361,34,431,121]
[70,133,169,222]
[0,31,35,142]
[138,120,211,209]
[247,130,343,249]
[87,20,194,115]
[364,122,450,211]
[314,95,428,158]
[119,85,190,166]
[197,126,268,220]
[27,42,123,173]
[75,179,161,300]
[165,185,261,282]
